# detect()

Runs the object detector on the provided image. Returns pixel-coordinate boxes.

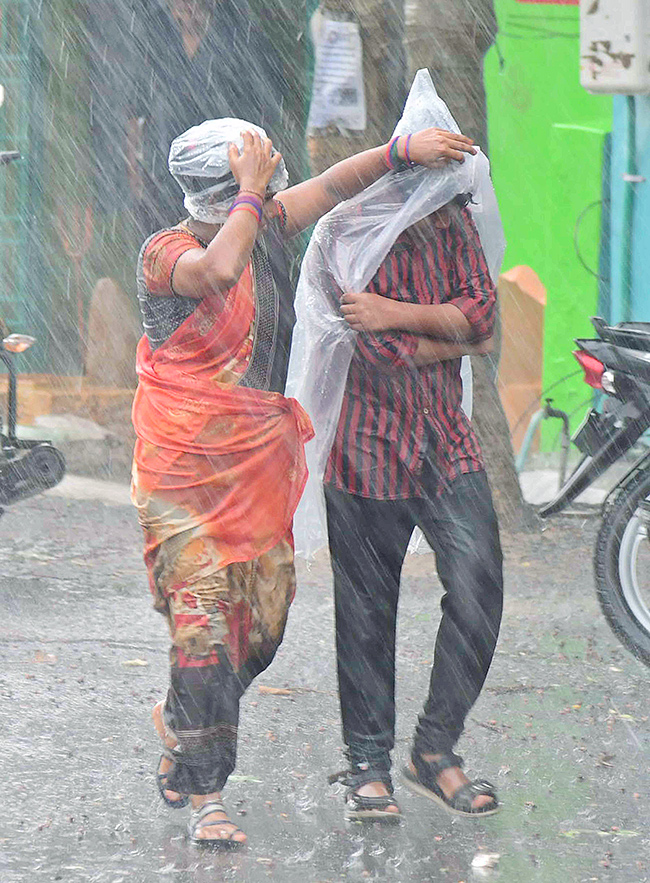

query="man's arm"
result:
[354,330,492,372]
[342,295,474,341]
[412,336,493,367]
[341,209,497,342]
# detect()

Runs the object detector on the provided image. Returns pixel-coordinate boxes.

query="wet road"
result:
[0,490,649,882]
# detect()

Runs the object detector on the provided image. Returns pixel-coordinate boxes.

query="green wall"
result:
[485,0,612,447]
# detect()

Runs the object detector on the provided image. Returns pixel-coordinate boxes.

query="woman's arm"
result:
[277,129,476,237]
[172,131,282,300]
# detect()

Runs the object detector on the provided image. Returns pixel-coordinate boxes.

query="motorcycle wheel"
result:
[595,469,650,667]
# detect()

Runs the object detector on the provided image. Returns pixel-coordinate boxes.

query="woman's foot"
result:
[189,794,247,845]
[152,700,185,805]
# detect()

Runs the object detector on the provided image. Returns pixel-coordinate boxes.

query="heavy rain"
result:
[1,0,649,881]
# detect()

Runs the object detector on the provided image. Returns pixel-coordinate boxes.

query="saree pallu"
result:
[131,261,313,794]
[132,264,313,583]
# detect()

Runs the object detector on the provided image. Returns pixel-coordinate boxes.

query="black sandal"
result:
[329,768,402,823]
[188,800,245,848]
[156,746,190,809]
[402,751,499,817]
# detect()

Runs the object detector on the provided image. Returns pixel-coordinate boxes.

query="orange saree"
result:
[131,258,313,602]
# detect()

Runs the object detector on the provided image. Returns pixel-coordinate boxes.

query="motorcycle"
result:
[538,317,650,666]
[0,150,66,517]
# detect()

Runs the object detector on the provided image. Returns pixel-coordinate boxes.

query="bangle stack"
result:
[385,135,415,172]
[228,190,264,223]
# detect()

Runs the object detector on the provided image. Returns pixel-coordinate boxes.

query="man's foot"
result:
[354,781,400,816]
[403,752,499,817]
[189,794,247,846]
[329,769,402,822]
[152,700,186,806]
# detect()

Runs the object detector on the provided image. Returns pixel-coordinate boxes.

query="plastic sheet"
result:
[168,118,288,224]
[285,70,506,558]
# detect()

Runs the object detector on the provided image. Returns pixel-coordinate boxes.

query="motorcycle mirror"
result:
[2,334,36,353]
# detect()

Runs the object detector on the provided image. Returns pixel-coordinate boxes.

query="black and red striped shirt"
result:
[324,206,496,500]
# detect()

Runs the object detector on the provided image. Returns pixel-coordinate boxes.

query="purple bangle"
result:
[228,194,263,222]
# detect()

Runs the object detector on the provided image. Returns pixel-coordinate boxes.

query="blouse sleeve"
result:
[142,229,202,296]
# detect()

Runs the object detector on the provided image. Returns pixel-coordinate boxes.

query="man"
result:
[323,188,503,821]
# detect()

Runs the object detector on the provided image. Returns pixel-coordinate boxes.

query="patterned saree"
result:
[131,229,312,793]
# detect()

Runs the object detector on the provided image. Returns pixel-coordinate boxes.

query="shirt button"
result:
[423,408,429,415]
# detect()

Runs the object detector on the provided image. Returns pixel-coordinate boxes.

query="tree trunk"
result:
[406,0,535,529]
[307,0,405,173]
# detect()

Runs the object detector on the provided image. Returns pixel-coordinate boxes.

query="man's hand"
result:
[408,128,477,167]
[341,291,398,333]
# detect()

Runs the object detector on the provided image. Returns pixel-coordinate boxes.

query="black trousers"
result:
[324,469,503,770]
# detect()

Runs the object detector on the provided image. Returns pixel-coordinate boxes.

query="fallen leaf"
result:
[560,828,640,839]
[259,686,294,695]
[34,651,56,664]
[122,659,148,667]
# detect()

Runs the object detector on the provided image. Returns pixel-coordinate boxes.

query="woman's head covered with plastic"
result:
[168,119,289,224]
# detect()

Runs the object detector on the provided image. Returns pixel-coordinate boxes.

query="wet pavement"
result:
[1,486,649,882]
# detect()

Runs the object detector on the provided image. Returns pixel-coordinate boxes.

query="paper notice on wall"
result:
[307,14,366,132]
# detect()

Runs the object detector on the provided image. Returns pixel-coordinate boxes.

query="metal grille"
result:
[0,1,33,334]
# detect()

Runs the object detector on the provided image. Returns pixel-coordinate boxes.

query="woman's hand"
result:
[228,130,282,195]
[407,128,477,167]
[341,291,398,333]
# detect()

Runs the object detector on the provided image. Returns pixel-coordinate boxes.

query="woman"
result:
[131,117,476,846]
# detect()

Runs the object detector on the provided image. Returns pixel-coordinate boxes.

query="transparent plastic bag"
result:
[286,70,505,558]
[168,118,288,223]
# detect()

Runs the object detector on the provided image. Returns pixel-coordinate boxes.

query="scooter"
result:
[0,333,66,516]
[0,150,65,515]
[539,317,650,519]
[538,317,650,666]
